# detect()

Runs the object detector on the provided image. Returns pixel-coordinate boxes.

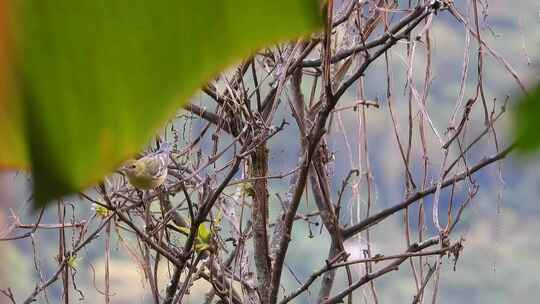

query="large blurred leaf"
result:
[1,1,322,204]
[0,0,27,170]
[515,83,540,152]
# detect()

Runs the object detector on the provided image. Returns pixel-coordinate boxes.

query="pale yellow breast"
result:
[127,172,167,190]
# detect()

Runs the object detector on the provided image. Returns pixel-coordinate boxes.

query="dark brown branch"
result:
[323,238,440,304]
[250,145,272,303]
[412,263,437,304]
[98,185,182,266]
[342,144,515,239]
[334,7,433,101]
[23,215,114,304]
[183,103,232,134]
[279,251,347,304]
[302,5,427,68]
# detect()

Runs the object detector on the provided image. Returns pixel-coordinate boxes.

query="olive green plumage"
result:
[122,143,171,190]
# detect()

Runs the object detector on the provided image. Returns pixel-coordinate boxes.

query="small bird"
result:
[122,143,171,190]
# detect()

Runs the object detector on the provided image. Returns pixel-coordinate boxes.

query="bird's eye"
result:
[130,165,136,169]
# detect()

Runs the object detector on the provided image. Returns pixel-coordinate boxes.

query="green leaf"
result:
[241,182,256,198]
[514,83,540,152]
[3,0,322,204]
[175,225,191,236]
[214,210,223,229]
[174,223,212,252]
[197,223,211,244]
[67,255,79,269]
[92,203,110,219]
[173,223,211,243]
[0,2,27,171]
[194,243,210,253]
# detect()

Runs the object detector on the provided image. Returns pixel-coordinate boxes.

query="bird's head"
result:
[121,159,145,178]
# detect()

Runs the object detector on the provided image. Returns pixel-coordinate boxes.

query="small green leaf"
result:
[214,210,223,230]
[194,243,210,253]
[67,255,79,269]
[175,226,191,236]
[242,183,256,198]
[92,203,110,219]
[197,223,211,244]
[514,83,540,152]
[173,222,212,251]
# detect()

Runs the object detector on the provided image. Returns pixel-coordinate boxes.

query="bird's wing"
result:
[143,154,168,178]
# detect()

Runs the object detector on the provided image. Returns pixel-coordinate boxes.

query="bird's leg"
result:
[135,189,147,216]
[136,189,144,202]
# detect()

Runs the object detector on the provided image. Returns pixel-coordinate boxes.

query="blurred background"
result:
[1,0,539,303]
